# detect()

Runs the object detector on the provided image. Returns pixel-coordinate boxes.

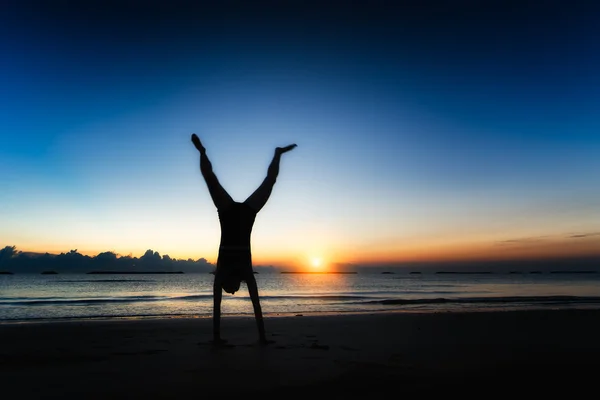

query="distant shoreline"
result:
[1,270,598,275]
[86,271,184,275]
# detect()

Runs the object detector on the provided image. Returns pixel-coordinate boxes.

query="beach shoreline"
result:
[2,303,599,325]
[2,309,600,398]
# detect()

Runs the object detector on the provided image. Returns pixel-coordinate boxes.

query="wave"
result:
[0,294,212,306]
[0,293,377,307]
[0,312,195,322]
[261,295,373,300]
[3,293,600,308]
[369,295,600,306]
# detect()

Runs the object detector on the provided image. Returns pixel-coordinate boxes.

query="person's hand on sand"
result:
[275,144,297,156]
[210,338,229,347]
[191,133,206,153]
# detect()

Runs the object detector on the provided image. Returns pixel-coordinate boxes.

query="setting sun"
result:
[310,257,324,270]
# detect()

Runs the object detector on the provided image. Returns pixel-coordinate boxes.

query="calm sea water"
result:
[1,272,600,322]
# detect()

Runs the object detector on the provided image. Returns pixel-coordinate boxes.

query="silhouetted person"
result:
[191,133,297,345]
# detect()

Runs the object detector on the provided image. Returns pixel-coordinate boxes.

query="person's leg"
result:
[192,134,234,210]
[245,274,272,344]
[244,144,297,213]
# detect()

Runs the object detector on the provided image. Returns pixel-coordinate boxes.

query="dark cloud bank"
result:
[0,246,213,274]
[0,246,276,274]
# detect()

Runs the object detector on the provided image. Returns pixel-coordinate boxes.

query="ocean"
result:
[1,272,600,322]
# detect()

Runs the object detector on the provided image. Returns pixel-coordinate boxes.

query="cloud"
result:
[496,236,549,245]
[496,231,600,246]
[0,246,214,273]
[569,232,600,239]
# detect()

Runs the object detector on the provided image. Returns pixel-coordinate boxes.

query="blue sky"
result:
[2,1,599,269]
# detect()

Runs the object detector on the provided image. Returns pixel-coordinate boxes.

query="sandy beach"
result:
[1,309,600,398]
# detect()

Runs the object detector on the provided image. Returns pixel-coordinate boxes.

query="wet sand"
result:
[1,309,600,398]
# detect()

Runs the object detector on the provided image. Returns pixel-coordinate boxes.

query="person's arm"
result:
[246,274,272,344]
[212,275,225,344]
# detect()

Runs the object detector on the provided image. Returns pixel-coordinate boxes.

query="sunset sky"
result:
[2,1,599,270]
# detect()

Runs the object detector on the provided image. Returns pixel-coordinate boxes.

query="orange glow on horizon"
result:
[11,232,600,268]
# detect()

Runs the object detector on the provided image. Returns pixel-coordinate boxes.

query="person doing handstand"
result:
[191,133,297,345]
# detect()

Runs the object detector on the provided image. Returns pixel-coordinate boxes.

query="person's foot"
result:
[191,133,205,153]
[276,144,297,155]
[259,337,275,346]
